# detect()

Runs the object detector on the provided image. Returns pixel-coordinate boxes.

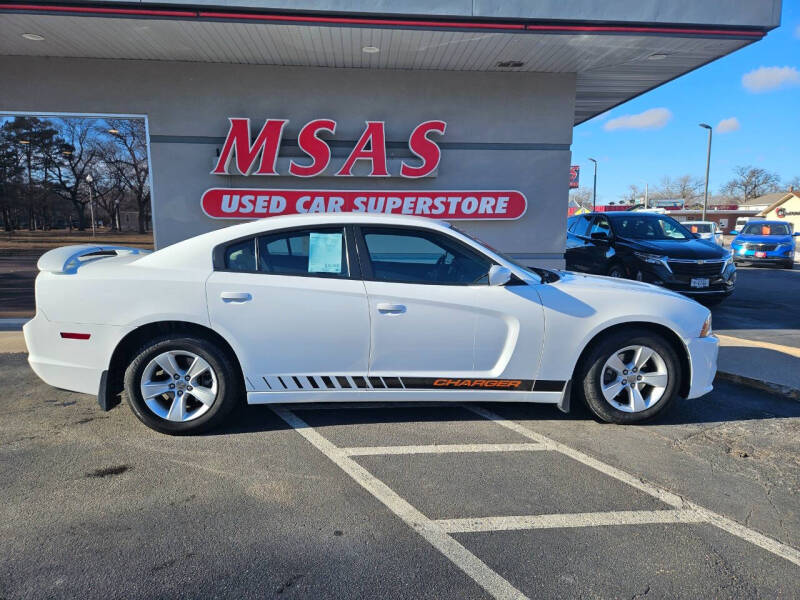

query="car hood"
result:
[619,237,726,259]
[733,234,793,244]
[554,270,685,300]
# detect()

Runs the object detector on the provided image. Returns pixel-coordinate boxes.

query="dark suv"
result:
[566,211,735,303]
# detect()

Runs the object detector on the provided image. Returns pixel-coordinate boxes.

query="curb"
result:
[715,370,800,402]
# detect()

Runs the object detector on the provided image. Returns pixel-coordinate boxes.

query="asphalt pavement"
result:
[712,264,800,348]
[1,352,798,599]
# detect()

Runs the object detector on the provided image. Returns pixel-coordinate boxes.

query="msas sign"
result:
[203,117,528,221]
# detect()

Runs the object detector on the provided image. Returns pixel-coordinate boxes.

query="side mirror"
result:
[488,264,512,286]
[793,232,800,237]
[731,230,740,235]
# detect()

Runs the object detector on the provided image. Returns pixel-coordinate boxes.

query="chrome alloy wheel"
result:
[599,345,668,413]
[140,350,218,422]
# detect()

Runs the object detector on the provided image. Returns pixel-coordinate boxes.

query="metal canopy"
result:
[0,9,760,123]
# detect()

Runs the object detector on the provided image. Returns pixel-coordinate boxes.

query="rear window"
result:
[224,238,256,271]
[258,227,348,277]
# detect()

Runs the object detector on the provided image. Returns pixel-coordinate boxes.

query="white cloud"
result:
[716,117,740,133]
[741,66,800,92]
[603,108,672,131]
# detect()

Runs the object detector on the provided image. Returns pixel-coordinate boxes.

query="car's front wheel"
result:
[124,335,240,434]
[578,328,681,424]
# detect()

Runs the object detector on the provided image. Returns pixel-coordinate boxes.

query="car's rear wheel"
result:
[578,328,681,424]
[124,335,240,434]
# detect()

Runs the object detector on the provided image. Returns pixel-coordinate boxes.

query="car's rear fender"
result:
[102,320,248,411]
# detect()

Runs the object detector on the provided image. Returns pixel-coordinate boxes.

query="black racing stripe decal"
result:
[382,377,403,389]
[321,376,334,389]
[533,380,567,392]
[400,377,535,391]
[369,377,385,389]
[352,376,368,389]
[336,376,351,389]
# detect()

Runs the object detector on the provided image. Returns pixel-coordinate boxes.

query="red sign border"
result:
[200,188,528,221]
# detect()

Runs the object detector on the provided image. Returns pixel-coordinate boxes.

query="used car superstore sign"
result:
[202,118,527,220]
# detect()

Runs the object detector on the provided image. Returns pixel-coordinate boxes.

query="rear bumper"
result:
[23,312,122,396]
[685,335,719,399]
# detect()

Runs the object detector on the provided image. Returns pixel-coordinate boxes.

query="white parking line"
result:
[465,405,800,568]
[271,406,530,600]
[342,443,548,456]
[436,509,707,533]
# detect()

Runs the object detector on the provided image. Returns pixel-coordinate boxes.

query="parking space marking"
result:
[342,443,548,456]
[272,406,529,600]
[716,333,800,358]
[465,405,800,567]
[436,509,706,533]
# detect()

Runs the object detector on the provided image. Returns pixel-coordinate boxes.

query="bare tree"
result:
[721,165,781,202]
[49,119,102,230]
[569,186,593,209]
[654,175,704,204]
[104,119,150,233]
[0,122,24,231]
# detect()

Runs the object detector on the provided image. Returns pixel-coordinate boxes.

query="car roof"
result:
[136,213,456,270]
[742,219,783,224]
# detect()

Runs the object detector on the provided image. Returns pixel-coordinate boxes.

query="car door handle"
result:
[221,291,252,303]
[376,303,406,315]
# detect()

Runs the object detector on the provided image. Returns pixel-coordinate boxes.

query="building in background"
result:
[0,1,781,267]
[759,190,800,232]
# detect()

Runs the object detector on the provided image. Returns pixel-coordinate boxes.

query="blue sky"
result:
[571,0,800,203]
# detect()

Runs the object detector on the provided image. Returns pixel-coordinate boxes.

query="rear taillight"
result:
[60,332,90,340]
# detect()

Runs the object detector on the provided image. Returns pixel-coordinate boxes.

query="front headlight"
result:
[776,243,792,252]
[634,252,671,271]
[699,313,713,338]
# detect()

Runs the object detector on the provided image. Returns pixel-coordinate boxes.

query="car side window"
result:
[572,215,592,238]
[224,238,257,272]
[589,216,612,238]
[361,227,492,285]
[257,227,348,277]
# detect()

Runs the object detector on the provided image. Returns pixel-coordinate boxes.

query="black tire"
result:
[124,334,241,435]
[576,328,681,424]
[782,261,795,270]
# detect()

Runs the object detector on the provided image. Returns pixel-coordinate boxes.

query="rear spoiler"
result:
[37,245,152,274]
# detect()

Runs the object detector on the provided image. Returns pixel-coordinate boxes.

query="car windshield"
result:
[741,222,791,236]
[449,225,554,281]
[610,215,693,240]
[688,223,712,233]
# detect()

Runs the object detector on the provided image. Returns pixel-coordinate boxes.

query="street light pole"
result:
[699,123,712,221]
[86,174,96,237]
[589,158,598,211]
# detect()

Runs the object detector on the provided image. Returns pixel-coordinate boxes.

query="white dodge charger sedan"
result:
[24,214,718,434]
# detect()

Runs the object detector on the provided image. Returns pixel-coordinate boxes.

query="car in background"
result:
[730,220,798,269]
[685,221,723,246]
[566,211,735,304]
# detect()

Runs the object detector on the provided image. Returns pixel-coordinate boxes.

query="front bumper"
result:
[636,262,735,297]
[732,246,794,264]
[23,312,122,396]
[685,335,719,399]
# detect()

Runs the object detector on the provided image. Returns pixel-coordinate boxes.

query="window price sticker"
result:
[308,233,343,273]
